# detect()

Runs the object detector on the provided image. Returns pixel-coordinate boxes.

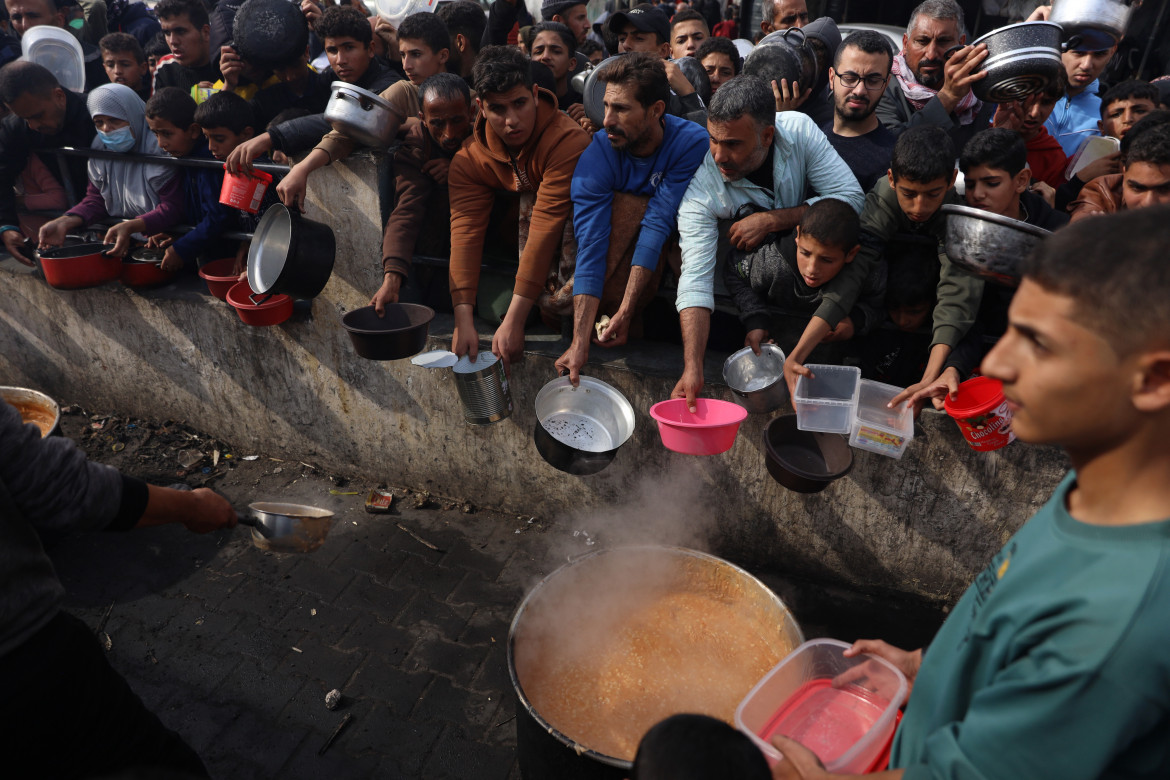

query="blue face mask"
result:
[98,125,136,153]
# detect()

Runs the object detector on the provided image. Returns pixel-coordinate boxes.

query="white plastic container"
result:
[736,638,908,773]
[849,380,915,459]
[20,26,85,93]
[1065,134,1119,181]
[793,365,860,434]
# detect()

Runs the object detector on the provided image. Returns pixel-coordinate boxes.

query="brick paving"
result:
[46,408,944,779]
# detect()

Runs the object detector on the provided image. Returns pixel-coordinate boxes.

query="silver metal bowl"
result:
[722,344,788,415]
[246,502,334,553]
[971,22,1064,103]
[1050,0,1134,50]
[0,386,60,437]
[941,204,1052,288]
[533,375,635,475]
[324,82,400,148]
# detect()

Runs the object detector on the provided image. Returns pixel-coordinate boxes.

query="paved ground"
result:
[47,405,945,779]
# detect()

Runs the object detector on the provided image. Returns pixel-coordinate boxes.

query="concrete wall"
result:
[0,152,1069,607]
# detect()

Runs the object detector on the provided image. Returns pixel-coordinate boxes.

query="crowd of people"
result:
[2,0,1170,777]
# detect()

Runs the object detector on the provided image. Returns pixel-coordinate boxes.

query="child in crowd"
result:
[143,87,236,273]
[145,31,170,78]
[579,38,604,67]
[529,21,581,112]
[631,714,770,780]
[194,91,278,271]
[36,83,182,258]
[961,128,1069,341]
[99,32,150,100]
[695,35,740,94]
[724,198,883,360]
[1098,79,1159,141]
[786,126,980,407]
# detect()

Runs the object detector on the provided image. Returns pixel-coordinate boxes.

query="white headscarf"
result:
[86,83,177,218]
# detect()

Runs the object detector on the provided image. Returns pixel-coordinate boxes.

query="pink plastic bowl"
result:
[649,398,749,455]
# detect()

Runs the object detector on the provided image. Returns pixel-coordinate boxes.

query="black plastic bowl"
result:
[340,303,434,361]
[763,414,853,493]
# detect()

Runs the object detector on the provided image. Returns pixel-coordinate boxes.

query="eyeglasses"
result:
[835,71,888,91]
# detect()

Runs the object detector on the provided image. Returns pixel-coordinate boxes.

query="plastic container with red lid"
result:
[943,376,1016,451]
[736,638,908,773]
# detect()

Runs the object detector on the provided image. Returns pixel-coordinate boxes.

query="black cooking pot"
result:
[763,414,853,493]
[970,22,1064,103]
[232,0,309,68]
[340,303,434,361]
[246,203,335,301]
[671,56,712,105]
[746,27,816,90]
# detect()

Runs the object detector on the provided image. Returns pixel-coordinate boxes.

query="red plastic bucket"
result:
[226,280,292,326]
[198,257,240,300]
[944,376,1015,451]
[219,167,273,213]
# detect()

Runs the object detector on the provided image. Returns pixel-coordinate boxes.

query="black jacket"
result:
[0,89,95,227]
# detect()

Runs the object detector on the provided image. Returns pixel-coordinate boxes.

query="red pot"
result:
[120,252,177,287]
[226,280,292,326]
[38,243,120,289]
[198,257,241,300]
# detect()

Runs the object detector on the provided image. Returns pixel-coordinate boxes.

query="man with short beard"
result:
[670,74,863,410]
[876,0,995,151]
[554,53,708,385]
[822,30,897,193]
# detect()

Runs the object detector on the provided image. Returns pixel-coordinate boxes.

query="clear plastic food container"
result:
[849,380,915,459]
[793,365,860,434]
[736,638,908,773]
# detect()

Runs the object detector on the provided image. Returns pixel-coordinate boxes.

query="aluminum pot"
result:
[232,0,309,68]
[247,203,335,300]
[1050,0,1135,50]
[764,414,853,493]
[970,22,1064,103]
[37,242,120,289]
[324,82,400,147]
[579,56,619,127]
[0,386,60,437]
[941,204,1051,287]
[340,303,434,361]
[244,502,334,553]
[533,376,635,476]
[722,343,788,415]
[508,546,804,779]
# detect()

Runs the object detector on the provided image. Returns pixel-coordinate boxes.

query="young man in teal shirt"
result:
[769,207,1170,779]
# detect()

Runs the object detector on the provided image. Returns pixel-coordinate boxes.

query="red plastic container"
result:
[649,398,748,455]
[219,166,273,213]
[944,376,1015,451]
[198,258,241,300]
[39,244,121,289]
[226,280,292,326]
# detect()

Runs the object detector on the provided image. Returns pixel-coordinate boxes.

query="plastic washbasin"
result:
[649,398,748,455]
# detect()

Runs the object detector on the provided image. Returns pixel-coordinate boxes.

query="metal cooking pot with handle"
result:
[232,0,309,68]
[324,82,401,148]
[1050,0,1136,50]
[247,203,336,301]
[533,375,635,476]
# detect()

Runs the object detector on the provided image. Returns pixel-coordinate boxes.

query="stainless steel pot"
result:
[941,204,1052,288]
[324,82,400,148]
[1050,0,1135,49]
[533,376,635,475]
[722,343,788,415]
[970,22,1064,102]
[243,502,334,553]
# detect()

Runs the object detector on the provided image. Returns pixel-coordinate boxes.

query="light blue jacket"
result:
[1044,79,1103,157]
[675,111,864,312]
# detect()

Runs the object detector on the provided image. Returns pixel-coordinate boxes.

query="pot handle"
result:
[781,27,806,47]
[249,291,274,306]
[1061,34,1084,53]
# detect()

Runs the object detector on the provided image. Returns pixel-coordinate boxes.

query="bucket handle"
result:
[249,291,274,306]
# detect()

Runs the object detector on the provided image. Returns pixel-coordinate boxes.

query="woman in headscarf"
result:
[37,83,182,257]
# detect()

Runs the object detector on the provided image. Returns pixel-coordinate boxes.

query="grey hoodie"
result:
[0,402,146,658]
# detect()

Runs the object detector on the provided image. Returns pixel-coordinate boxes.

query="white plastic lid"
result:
[452,352,498,374]
[375,0,437,27]
[20,27,85,94]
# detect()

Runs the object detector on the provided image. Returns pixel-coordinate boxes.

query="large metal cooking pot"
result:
[324,82,400,148]
[1050,0,1135,50]
[670,56,712,105]
[941,204,1051,288]
[508,546,804,779]
[970,22,1064,102]
[747,27,817,90]
[533,375,635,476]
[722,344,788,415]
[232,0,309,68]
[247,203,336,300]
[0,386,60,437]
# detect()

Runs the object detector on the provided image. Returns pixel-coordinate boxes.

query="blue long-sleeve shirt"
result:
[1044,79,1103,157]
[570,114,710,300]
[172,140,237,265]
